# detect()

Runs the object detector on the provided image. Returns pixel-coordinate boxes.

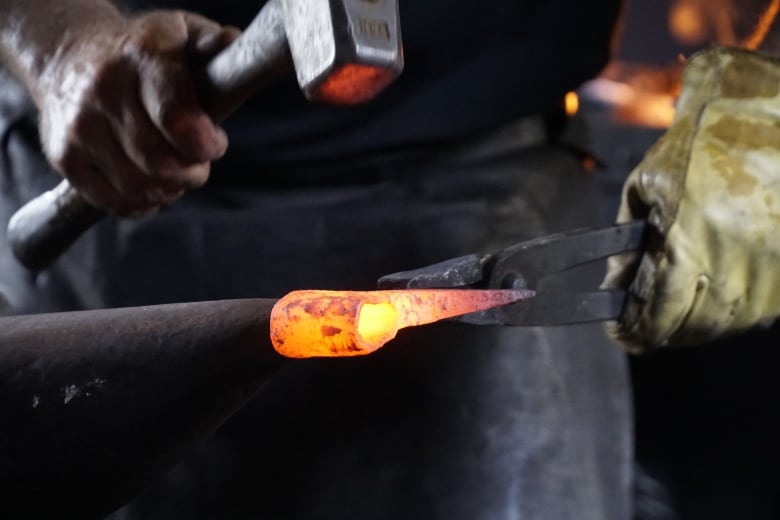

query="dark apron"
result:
[0,71,632,519]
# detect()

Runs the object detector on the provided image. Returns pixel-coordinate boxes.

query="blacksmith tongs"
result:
[378,221,647,326]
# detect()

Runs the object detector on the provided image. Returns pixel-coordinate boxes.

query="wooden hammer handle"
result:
[8,0,289,270]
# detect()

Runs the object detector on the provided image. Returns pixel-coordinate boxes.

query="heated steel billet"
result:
[0,298,283,517]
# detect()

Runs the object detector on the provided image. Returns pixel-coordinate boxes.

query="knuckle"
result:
[121,27,159,60]
[121,29,146,57]
[123,12,187,59]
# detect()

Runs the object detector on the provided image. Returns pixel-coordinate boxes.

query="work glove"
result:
[603,46,780,353]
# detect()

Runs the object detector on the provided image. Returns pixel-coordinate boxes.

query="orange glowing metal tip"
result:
[270,289,533,358]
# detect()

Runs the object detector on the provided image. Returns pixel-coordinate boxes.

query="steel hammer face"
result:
[281,0,403,105]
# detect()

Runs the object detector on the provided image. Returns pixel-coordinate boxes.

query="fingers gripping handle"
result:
[7,0,289,270]
[198,0,289,121]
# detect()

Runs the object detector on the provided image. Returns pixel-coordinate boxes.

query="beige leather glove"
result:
[604,46,780,353]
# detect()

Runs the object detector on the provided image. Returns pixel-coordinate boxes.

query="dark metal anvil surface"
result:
[0,299,284,517]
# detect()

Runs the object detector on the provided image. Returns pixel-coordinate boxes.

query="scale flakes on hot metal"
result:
[270,289,534,358]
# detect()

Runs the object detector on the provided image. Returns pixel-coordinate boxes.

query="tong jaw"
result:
[377,254,492,290]
[378,221,647,327]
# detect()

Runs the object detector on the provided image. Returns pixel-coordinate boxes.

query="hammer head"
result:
[281,0,404,105]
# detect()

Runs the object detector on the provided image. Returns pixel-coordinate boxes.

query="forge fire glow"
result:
[270,289,534,358]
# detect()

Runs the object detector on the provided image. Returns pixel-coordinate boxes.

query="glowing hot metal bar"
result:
[270,289,534,358]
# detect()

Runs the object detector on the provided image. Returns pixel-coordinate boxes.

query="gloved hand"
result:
[604,46,780,353]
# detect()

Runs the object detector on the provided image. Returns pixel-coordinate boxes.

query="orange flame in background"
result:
[270,289,533,358]
[669,0,780,49]
[584,62,681,128]
[668,0,737,47]
[583,0,780,129]
[669,0,710,46]
[743,0,780,50]
[565,91,579,116]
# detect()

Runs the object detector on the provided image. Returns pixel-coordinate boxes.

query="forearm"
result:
[0,0,127,103]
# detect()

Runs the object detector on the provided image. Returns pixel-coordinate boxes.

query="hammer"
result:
[7,0,403,271]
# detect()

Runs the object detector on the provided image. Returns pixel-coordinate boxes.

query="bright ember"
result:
[270,289,533,358]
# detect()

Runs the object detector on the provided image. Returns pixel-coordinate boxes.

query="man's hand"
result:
[604,47,780,353]
[33,10,238,216]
